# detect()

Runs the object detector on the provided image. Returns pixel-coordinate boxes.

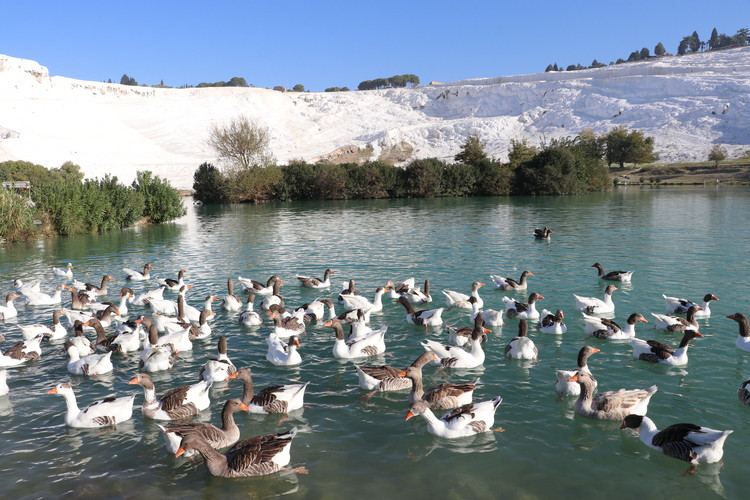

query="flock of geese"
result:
[1,231,748,478]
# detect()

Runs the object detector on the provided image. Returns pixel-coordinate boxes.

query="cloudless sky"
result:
[2,1,748,91]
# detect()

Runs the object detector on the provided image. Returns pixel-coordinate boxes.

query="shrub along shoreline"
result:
[0,161,186,243]
[194,134,613,204]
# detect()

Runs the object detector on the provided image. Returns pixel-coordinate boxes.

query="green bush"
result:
[132,171,186,223]
[0,189,37,241]
[404,158,444,197]
[193,162,229,204]
[228,165,283,203]
[278,161,317,200]
[514,145,610,195]
[475,159,513,195]
[441,163,478,197]
[314,164,348,200]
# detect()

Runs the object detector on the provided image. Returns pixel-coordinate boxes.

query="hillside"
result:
[1,48,749,190]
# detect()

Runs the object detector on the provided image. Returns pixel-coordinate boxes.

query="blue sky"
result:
[2,1,748,91]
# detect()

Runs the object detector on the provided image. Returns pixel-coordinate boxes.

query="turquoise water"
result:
[1,186,749,499]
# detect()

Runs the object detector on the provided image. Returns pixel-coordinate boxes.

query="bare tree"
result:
[207,116,275,172]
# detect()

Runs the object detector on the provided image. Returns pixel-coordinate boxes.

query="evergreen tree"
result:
[640,47,650,59]
[689,31,701,52]
[553,63,559,71]
[545,64,554,72]
[292,84,305,92]
[709,28,719,50]
[677,37,690,55]
[454,135,488,165]
[654,42,666,56]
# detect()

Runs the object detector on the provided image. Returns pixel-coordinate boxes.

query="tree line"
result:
[0,161,185,242]
[357,74,420,91]
[545,26,749,73]
[194,116,658,204]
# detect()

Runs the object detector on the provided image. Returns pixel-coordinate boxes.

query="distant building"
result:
[2,180,31,191]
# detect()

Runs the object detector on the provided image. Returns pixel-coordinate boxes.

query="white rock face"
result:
[1,48,749,190]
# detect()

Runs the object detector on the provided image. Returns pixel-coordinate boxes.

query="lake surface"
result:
[1,186,749,499]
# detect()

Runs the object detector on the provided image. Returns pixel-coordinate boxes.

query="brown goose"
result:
[534,226,552,239]
[175,427,306,477]
[568,371,657,420]
[727,313,750,352]
[357,351,436,400]
[490,270,534,291]
[296,268,335,288]
[68,287,91,310]
[237,275,279,295]
[158,398,249,456]
[0,334,42,367]
[199,336,236,383]
[397,296,444,327]
[651,305,702,332]
[128,373,211,420]
[401,360,479,410]
[630,330,703,366]
[84,275,114,296]
[87,317,123,352]
[230,367,308,414]
[159,269,187,291]
[447,313,492,346]
[739,378,750,406]
[123,263,153,281]
[591,262,633,282]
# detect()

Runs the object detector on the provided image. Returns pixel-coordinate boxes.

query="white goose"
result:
[555,346,600,396]
[52,263,74,278]
[132,285,166,306]
[260,278,284,310]
[266,334,302,366]
[422,326,486,369]
[663,293,718,318]
[442,281,485,309]
[22,284,67,306]
[573,285,617,314]
[128,373,211,420]
[340,286,389,313]
[325,318,386,359]
[446,314,491,347]
[405,396,503,439]
[47,382,135,428]
[620,414,732,473]
[537,309,567,334]
[64,341,113,375]
[584,312,648,340]
[0,369,7,396]
[0,293,21,319]
[502,292,544,320]
[505,319,538,360]
[239,293,262,326]
[14,279,41,296]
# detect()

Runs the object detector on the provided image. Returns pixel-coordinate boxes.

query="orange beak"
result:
[405,411,416,421]
[568,373,579,382]
[175,446,186,458]
[127,376,140,385]
[47,387,58,395]
[228,372,238,379]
